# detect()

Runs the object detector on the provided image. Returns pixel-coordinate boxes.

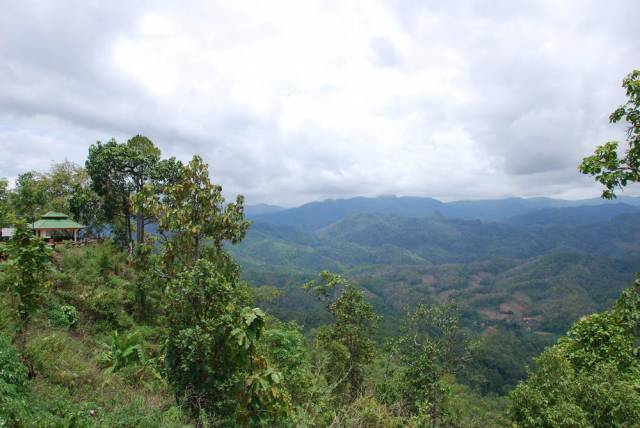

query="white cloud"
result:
[1,0,639,205]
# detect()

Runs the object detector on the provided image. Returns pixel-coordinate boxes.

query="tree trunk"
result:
[431,388,438,428]
[194,233,200,261]
[125,210,133,256]
[136,211,144,245]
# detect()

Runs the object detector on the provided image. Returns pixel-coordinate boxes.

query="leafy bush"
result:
[0,294,18,338]
[337,395,404,428]
[261,322,314,403]
[0,336,28,389]
[0,335,30,426]
[49,304,79,329]
[510,280,640,427]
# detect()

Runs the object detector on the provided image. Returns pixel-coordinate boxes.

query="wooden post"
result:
[73,229,77,242]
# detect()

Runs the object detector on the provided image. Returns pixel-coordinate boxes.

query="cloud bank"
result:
[1,0,639,206]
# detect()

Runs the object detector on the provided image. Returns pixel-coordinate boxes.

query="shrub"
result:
[49,305,79,329]
[0,293,18,337]
[337,395,404,428]
[0,336,28,389]
[0,335,30,426]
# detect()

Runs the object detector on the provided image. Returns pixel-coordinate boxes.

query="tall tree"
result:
[68,182,104,237]
[397,303,473,428]
[580,70,640,198]
[149,153,289,423]
[86,139,135,247]
[304,271,380,402]
[41,161,89,213]
[0,222,52,323]
[11,172,47,223]
[0,179,13,226]
[148,154,249,274]
[86,135,181,249]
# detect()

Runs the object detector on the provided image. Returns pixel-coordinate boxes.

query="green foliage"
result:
[238,355,292,427]
[509,279,640,427]
[396,303,473,426]
[0,336,28,390]
[98,330,146,374]
[86,135,182,248]
[447,381,509,427]
[460,327,553,395]
[68,180,104,237]
[336,395,405,428]
[164,259,288,423]
[261,322,314,404]
[305,271,380,402]
[41,161,94,215]
[0,294,18,338]
[53,243,133,332]
[130,244,163,321]
[11,172,47,223]
[0,335,30,427]
[0,179,14,227]
[148,154,249,273]
[27,332,98,389]
[48,304,79,329]
[580,70,640,199]
[1,222,52,322]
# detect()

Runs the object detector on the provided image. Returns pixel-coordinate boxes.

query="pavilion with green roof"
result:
[31,212,85,242]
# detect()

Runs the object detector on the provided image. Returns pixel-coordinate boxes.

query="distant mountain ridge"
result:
[249,195,640,229]
[244,203,286,216]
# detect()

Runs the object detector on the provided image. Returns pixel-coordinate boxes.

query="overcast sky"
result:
[1,1,639,206]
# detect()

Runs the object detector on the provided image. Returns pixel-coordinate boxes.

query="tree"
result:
[86,139,135,247]
[11,172,47,223]
[509,277,640,427]
[580,70,640,198]
[68,182,104,237]
[304,271,380,402]
[164,259,289,424]
[148,155,249,274]
[86,135,181,249]
[397,303,473,427]
[40,161,89,213]
[0,222,52,322]
[0,179,14,226]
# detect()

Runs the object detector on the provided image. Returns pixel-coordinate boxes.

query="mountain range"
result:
[247,195,640,228]
[234,195,640,333]
[233,195,640,394]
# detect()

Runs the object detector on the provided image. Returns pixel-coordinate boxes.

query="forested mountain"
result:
[230,203,640,397]
[249,194,640,228]
[235,203,640,271]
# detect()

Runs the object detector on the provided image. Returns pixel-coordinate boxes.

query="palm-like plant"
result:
[98,330,145,374]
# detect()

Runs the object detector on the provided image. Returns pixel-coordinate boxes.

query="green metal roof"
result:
[41,211,70,219]
[32,213,84,229]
